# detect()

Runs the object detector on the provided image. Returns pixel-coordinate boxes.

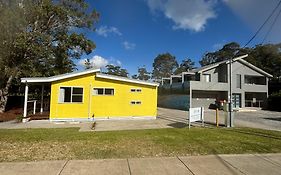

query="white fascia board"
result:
[21,68,100,83]
[96,73,159,87]
[197,64,220,73]
[171,75,182,78]
[225,54,248,64]
[182,72,195,75]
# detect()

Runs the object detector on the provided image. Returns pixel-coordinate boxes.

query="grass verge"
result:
[0,127,281,162]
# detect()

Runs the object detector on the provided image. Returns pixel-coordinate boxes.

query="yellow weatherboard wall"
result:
[50,73,158,120]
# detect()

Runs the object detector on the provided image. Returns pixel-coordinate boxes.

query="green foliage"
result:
[136,66,151,80]
[245,44,281,78]
[84,59,92,69]
[152,53,178,79]
[0,0,99,111]
[267,90,281,111]
[0,0,99,79]
[174,58,195,74]
[131,74,138,79]
[199,42,242,66]
[16,114,24,122]
[105,65,128,77]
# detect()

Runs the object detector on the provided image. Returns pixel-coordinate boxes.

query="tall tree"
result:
[152,53,178,79]
[84,59,93,69]
[199,42,242,66]
[246,44,281,78]
[137,66,150,80]
[0,0,99,112]
[174,58,195,74]
[105,65,128,77]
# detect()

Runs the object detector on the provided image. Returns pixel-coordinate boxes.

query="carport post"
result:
[40,85,44,113]
[23,83,29,117]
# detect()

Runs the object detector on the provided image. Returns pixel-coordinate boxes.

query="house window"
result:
[59,87,83,103]
[93,88,114,95]
[131,88,142,92]
[244,75,266,85]
[130,100,142,105]
[236,74,241,89]
[203,74,211,82]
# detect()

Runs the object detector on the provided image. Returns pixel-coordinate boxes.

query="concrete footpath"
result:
[1,154,281,175]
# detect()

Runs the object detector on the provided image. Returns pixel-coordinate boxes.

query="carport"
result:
[192,90,228,109]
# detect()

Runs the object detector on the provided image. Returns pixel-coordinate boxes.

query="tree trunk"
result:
[0,75,14,113]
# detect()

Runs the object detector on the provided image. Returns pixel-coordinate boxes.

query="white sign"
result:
[188,107,204,129]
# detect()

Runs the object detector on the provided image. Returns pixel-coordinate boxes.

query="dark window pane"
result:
[64,87,71,102]
[94,88,104,95]
[105,88,114,95]
[73,88,83,95]
[72,96,83,102]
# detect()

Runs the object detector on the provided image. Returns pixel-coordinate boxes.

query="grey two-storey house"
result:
[159,55,273,110]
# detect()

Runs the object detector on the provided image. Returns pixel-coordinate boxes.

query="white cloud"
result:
[96,26,122,37]
[78,55,108,69]
[79,55,122,69]
[122,41,136,50]
[147,0,217,32]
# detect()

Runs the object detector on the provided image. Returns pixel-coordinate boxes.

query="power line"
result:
[262,5,281,44]
[243,0,281,48]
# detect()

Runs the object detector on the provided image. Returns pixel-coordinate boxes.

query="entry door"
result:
[232,93,241,108]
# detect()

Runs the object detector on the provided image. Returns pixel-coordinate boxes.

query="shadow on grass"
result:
[224,128,281,140]
[167,122,188,128]
[263,117,281,122]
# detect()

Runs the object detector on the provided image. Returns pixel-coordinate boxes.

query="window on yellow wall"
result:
[59,87,83,103]
[130,88,142,93]
[93,88,114,95]
[130,100,141,105]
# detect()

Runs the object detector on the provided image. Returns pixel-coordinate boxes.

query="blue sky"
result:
[76,0,281,76]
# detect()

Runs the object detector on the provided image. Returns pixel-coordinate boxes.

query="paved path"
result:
[1,154,281,175]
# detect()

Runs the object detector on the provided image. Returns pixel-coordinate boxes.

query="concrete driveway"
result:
[158,107,281,131]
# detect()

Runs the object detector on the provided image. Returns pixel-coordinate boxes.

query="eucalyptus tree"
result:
[0,0,99,112]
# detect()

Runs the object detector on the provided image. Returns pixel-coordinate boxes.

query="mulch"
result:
[0,108,22,122]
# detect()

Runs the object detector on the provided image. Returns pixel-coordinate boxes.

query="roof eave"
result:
[96,73,159,87]
[21,68,100,83]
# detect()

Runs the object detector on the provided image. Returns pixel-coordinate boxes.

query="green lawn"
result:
[1,127,281,162]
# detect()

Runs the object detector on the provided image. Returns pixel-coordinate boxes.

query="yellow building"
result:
[21,69,158,121]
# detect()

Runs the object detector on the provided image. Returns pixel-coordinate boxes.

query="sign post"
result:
[188,107,204,129]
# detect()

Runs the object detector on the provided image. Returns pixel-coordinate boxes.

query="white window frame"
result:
[58,86,84,103]
[93,87,115,96]
[130,88,142,93]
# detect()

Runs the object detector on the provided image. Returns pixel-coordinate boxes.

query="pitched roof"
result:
[21,68,101,83]
[192,54,272,78]
[21,68,159,86]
